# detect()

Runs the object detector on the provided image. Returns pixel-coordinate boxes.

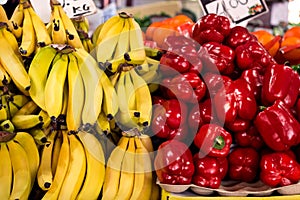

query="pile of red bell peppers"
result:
[151,14,300,189]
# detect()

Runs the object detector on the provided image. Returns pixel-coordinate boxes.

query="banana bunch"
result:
[102,133,154,200]
[6,0,52,57]
[0,131,40,200]
[28,45,118,132]
[72,16,94,52]
[46,0,83,49]
[37,130,105,200]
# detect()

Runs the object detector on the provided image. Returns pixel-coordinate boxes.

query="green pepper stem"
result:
[213,136,225,150]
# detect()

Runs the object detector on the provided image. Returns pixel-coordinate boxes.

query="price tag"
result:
[198,0,269,24]
[0,0,8,5]
[60,0,97,18]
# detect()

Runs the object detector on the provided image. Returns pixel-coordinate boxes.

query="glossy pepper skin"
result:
[160,52,190,76]
[235,41,275,73]
[225,26,257,49]
[228,147,260,183]
[203,72,232,97]
[192,153,228,189]
[151,98,189,140]
[201,42,235,75]
[192,13,231,45]
[234,125,265,149]
[214,79,257,131]
[154,140,195,185]
[194,124,232,157]
[254,100,300,151]
[240,68,264,101]
[261,64,300,108]
[260,151,300,187]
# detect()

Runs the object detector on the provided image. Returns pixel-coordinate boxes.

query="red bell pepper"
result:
[254,100,300,151]
[160,51,190,76]
[296,98,300,122]
[261,63,300,108]
[214,78,257,131]
[192,153,228,189]
[192,14,231,45]
[260,151,300,187]
[240,68,264,101]
[151,98,189,140]
[235,41,275,73]
[202,72,232,97]
[234,125,265,149]
[225,26,257,49]
[194,124,232,157]
[228,147,260,183]
[177,21,195,38]
[200,42,235,75]
[154,140,195,185]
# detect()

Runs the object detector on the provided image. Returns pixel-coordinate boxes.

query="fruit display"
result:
[0,0,300,198]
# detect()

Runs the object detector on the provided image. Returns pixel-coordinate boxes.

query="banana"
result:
[29,45,58,110]
[140,69,159,83]
[96,14,122,45]
[51,4,67,44]
[96,111,111,134]
[28,5,52,47]
[0,5,10,25]
[42,130,69,200]
[29,127,48,145]
[114,17,130,59]
[37,130,57,191]
[19,4,37,57]
[66,53,84,131]
[92,22,103,45]
[9,3,24,27]
[73,49,103,125]
[115,137,136,200]
[125,68,137,110]
[130,137,152,200]
[0,28,30,95]
[0,26,22,61]
[124,49,146,65]
[51,130,62,175]
[0,143,12,200]
[0,119,15,133]
[13,131,40,187]
[0,104,8,122]
[11,114,43,129]
[44,53,68,118]
[129,68,152,127]
[8,100,19,117]
[7,140,31,200]
[145,47,163,58]
[0,61,11,86]
[102,136,130,200]
[96,17,125,63]
[139,134,154,160]
[39,110,51,129]
[56,4,83,49]
[14,100,39,116]
[100,68,119,120]
[9,94,30,109]
[135,59,149,75]
[58,133,86,200]
[76,131,106,200]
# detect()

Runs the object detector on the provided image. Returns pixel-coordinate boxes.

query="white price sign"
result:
[60,0,97,18]
[0,0,7,5]
[198,0,269,24]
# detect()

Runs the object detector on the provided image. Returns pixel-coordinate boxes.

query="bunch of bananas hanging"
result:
[46,0,83,49]
[6,0,52,57]
[36,130,106,200]
[72,16,94,52]
[102,132,156,200]
[28,45,118,133]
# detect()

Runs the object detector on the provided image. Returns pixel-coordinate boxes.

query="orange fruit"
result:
[251,30,280,57]
[283,26,300,39]
[152,24,177,48]
[280,36,300,61]
[145,21,164,41]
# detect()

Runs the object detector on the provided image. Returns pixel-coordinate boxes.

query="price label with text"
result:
[60,0,97,18]
[198,0,268,24]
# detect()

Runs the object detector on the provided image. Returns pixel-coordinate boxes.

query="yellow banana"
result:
[42,130,69,200]
[14,100,38,116]
[124,49,146,65]
[8,100,19,117]
[130,137,152,200]
[39,110,51,129]
[92,22,103,45]
[7,140,31,200]
[11,114,43,129]
[37,130,57,191]
[0,119,15,133]
[44,53,68,118]
[125,70,137,110]
[51,4,67,44]
[58,134,86,200]
[28,5,52,47]
[73,49,103,125]
[29,45,58,110]
[96,17,125,62]
[135,59,149,75]
[19,5,37,57]
[140,68,159,83]
[0,28,30,95]
[115,137,136,200]
[51,130,62,175]
[66,53,84,131]
[9,3,24,27]
[0,26,22,61]
[0,5,9,25]
[0,143,12,200]
[96,14,121,45]
[129,69,152,127]
[96,111,111,134]
[114,17,130,58]
[102,136,130,200]
[13,131,40,187]
[100,68,119,120]
[29,127,48,145]
[76,131,106,200]
[139,134,154,160]
[0,104,8,122]
[0,61,11,86]
[9,94,30,109]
